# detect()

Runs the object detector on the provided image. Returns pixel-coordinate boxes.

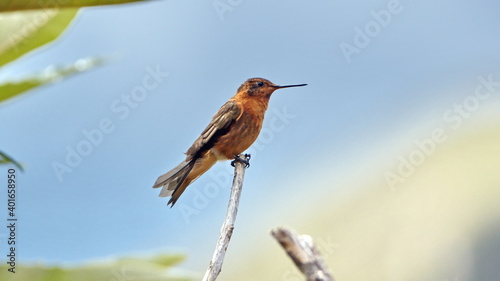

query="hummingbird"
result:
[152,77,307,206]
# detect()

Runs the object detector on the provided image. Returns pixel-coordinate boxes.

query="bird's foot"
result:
[231,154,251,168]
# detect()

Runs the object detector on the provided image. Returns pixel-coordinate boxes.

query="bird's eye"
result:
[256,81,264,87]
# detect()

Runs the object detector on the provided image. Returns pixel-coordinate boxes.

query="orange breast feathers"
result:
[212,96,269,159]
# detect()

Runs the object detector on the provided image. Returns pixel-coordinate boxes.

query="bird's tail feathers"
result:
[153,159,194,199]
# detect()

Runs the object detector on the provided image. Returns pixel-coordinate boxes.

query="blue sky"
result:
[1,0,500,274]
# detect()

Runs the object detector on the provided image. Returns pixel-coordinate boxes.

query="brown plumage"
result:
[152,78,307,207]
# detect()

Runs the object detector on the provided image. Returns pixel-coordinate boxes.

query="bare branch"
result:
[202,154,250,281]
[271,226,335,281]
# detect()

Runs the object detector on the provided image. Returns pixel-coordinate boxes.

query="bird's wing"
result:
[186,99,241,158]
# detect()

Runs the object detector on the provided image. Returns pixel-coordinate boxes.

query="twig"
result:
[271,226,335,281]
[202,154,250,281]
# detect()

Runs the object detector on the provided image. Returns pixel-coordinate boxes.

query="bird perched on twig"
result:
[152,77,307,207]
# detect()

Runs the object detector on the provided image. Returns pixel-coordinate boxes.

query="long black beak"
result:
[273,83,307,89]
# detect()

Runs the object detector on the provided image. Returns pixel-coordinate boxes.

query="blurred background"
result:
[0,0,499,280]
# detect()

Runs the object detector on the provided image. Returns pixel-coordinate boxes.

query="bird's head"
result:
[236,78,307,98]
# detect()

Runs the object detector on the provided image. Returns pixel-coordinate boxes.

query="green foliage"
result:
[0,0,146,12]
[0,2,190,280]
[0,151,23,171]
[0,0,148,169]
[0,9,79,67]
[0,57,105,104]
[0,254,192,281]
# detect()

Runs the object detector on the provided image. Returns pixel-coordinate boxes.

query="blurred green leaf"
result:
[0,254,191,281]
[0,150,23,171]
[0,9,79,67]
[0,0,146,12]
[0,57,105,104]
[150,255,186,267]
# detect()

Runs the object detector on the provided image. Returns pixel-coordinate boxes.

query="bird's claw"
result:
[231,154,251,168]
